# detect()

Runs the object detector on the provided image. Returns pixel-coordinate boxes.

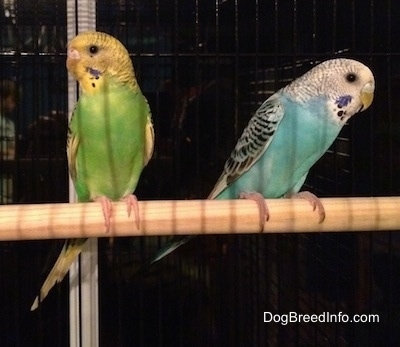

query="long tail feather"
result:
[30,238,87,311]
[150,235,195,264]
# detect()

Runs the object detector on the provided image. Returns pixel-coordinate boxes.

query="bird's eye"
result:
[346,73,357,82]
[89,45,99,55]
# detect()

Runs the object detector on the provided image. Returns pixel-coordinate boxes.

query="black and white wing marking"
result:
[208,93,285,199]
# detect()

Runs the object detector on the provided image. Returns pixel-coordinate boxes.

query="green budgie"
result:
[31,31,154,310]
[151,58,375,263]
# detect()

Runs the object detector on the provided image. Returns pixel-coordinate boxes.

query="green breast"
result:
[70,81,149,202]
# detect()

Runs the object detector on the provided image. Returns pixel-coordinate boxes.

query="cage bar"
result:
[66,0,97,346]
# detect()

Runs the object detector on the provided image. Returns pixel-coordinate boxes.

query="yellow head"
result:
[66,31,138,94]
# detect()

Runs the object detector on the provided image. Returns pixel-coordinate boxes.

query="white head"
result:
[284,58,375,124]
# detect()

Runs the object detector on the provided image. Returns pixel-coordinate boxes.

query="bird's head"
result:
[320,58,375,124]
[66,31,138,94]
[325,58,375,117]
[286,58,375,125]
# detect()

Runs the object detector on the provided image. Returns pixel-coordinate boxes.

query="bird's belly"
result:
[217,157,298,199]
[217,113,341,200]
[75,140,142,201]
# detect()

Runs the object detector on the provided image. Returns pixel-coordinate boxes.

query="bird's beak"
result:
[67,48,80,60]
[359,81,375,111]
[66,47,81,72]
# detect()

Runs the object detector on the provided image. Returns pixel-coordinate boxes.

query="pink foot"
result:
[121,194,140,229]
[94,196,113,232]
[239,192,269,232]
[291,191,325,223]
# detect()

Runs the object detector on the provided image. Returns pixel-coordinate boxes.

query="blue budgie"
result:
[151,58,375,263]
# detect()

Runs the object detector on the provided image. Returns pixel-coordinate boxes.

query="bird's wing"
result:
[66,110,80,182]
[208,93,285,199]
[144,110,155,166]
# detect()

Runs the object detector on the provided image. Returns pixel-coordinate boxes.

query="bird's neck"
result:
[79,74,137,96]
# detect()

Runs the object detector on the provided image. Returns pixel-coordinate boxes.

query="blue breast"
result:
[216,95,342,199]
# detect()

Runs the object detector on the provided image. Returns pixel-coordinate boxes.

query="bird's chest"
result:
[270,105,339,164]
[75,89,138,147]
[71,93,141,200]
[236,104,341,197]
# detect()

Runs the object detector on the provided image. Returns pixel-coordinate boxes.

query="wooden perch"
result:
[0,197,399,241]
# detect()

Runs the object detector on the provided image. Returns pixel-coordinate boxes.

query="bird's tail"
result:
[149,194,217,264]
[30,238,87,311]
[149,235,195,264]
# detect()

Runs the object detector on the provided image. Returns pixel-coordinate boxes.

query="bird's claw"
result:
[95,196,113,232]
[291,191,325,223]
[122,194,140,230]
[239,192,269,232]
[94,195,140,232]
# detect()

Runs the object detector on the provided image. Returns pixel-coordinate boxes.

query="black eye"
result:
[346,73,357,82]
[89,45,99,55]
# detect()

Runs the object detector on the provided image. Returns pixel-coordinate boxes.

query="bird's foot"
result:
[94,196,113,232]
[290,191,325,223]
[121,194,140,229]
[239,192,269,232]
